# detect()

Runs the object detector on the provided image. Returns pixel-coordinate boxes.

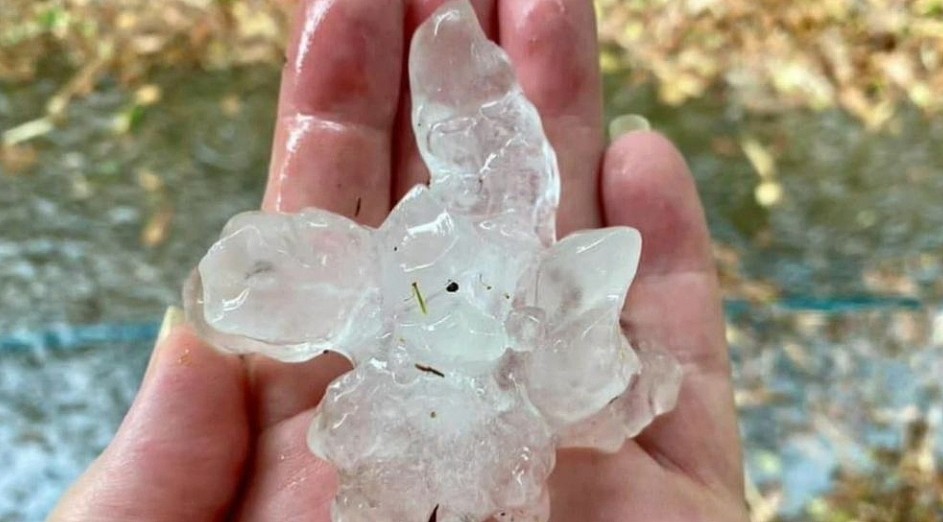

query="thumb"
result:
[50,309,250,522]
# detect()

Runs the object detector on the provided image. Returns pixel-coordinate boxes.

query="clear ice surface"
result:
[183,1,682,520]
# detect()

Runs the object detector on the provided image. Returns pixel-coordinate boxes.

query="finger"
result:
[263,0,404,224]
[498,0,605,236]
[50,326,250,521]
[234,411,336,521]
[406,0,497,34]
[603,131,743,492]
[254,0,405,430]
[248,354,352,432]
[392,0,498,200]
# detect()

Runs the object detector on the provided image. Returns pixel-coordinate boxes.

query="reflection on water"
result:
[1,66,941,521]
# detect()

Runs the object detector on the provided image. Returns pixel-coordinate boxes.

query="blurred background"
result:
[0,0,941,520]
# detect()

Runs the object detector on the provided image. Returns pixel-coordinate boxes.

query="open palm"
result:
[52,1,748,520]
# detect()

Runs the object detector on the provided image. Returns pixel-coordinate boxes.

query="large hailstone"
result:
[183,1,683,520]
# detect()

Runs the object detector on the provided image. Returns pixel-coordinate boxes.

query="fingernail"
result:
[144,306,184,383]
[609,114,651,141]
[157,306,185,345]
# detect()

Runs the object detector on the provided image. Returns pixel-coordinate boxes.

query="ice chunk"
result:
[558,348,684,452]
[309,360,554,522]
[519,228,642,427]
[530,227,642,322]
[185,209,380,363]
[183,1,683,520]
[410,0,560,244]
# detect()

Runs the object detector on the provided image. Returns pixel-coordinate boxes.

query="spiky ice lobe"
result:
[183,1,682,520]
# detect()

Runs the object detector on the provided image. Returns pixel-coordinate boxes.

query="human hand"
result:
[51,1,748,520]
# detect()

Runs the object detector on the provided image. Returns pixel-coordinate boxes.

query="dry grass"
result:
[2,0,942,127]
[597,0,943,129]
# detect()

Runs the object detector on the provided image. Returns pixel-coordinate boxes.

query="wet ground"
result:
[1,66,941,521]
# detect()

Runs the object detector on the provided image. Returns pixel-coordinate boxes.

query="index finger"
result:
[263,0,403,225]
[255,0,406,431]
